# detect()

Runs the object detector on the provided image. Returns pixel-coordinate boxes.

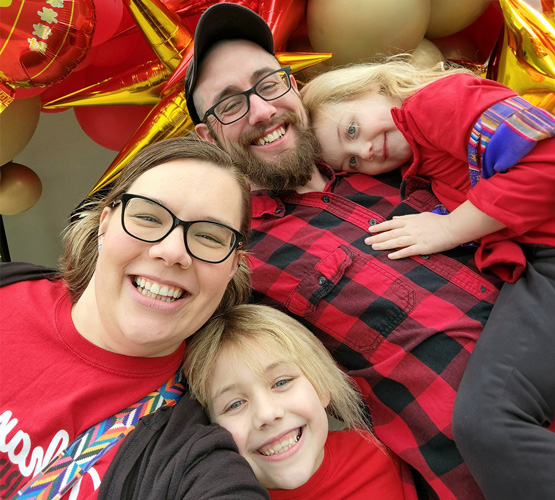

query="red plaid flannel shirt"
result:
[248,164,502,500]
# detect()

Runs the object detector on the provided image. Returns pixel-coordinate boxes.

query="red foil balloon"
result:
[0,0,95,105]
[163,0,252,17]
[163,0,308,88]
[259,0,306,50]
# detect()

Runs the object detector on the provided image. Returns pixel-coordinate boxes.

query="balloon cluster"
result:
[0,0,554,204]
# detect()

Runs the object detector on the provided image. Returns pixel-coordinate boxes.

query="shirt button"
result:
[369,219,377,226]
[318,276,327,285]
[480,285,487,293]
[321,196,330,203]
[421,254,430,260]
[275,208,282,214]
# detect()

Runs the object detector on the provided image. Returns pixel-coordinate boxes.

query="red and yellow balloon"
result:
[0,0,95,110]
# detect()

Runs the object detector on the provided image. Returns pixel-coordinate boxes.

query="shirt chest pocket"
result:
[285,245,416,353]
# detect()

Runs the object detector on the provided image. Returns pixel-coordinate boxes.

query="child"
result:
[184,304,411,499]
[301,60,555,500]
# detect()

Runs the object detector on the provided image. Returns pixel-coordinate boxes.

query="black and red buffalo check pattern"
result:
[248,164,502,500]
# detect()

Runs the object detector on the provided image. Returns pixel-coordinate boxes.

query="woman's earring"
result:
[98,244,102,252]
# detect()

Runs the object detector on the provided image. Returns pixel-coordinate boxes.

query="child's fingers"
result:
[368,219,403,233]
[365,227,411,245]
[386,245,422,260]
[369,214,419,233]
[369,235,415,251]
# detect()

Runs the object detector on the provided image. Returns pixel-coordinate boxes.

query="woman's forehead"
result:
[129,160,242,221]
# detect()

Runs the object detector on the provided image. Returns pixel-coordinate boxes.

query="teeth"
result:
[134,277,184,302]
[258,429,301,457]
[256,126,285,146]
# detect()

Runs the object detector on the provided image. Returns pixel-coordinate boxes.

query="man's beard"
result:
[215,111,320,191]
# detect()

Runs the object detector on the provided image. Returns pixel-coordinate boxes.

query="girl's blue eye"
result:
[226,400,244,411]
[274,378,292,389]
[349,157,357,167]
[347,123,356,137]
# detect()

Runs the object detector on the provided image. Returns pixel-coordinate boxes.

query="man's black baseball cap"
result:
[184,3,275,125]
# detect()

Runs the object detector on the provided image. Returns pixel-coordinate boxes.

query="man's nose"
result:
[247,94,278,126]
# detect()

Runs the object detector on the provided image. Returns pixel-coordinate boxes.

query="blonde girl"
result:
[185,304,409,499]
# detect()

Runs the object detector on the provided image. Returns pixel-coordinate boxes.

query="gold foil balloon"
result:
[426,0,491,39]
[306,0,431,67]
[122,0,193,72]
[0,96,41,165]
[489,0,555,113]
[42,60,171,109]
[89,87,192,195]
[0,162,42,215]
[81,1,333,195]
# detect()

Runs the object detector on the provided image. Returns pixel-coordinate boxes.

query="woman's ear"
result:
[195,123,217,144]
[228,250,244,281]
[98,206,112,240]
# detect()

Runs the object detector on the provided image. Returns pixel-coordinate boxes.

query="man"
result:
[185,4,500,499]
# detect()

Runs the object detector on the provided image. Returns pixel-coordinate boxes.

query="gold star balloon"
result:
[77,0,332,196]
[488,0,555,112]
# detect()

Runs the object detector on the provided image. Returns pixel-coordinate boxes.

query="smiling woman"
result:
[0,136,268,500]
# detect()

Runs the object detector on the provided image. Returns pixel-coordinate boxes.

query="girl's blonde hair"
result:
[184,304,371,433]
[301,56,474,116]
[58,135,252,309]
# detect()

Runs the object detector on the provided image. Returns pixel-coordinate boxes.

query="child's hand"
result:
[364,212,461,259]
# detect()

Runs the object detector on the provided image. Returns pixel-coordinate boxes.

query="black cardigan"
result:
[98,391,269,500]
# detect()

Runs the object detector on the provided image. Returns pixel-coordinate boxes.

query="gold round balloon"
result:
[411,38,445,68]
[426,0,490,39]
[0,96,41,166]
[0,162,42,215]
[306,0,431,67]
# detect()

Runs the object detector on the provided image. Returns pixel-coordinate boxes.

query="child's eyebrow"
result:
[211,383,237,403]
[210,361,289,402]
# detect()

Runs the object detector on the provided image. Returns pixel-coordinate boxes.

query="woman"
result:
[0,136,268,499]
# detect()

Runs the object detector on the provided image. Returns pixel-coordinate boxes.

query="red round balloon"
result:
[0,0,95,88]
[91,0,124,47]
[75,105,154,151]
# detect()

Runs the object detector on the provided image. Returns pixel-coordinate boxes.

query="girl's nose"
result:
[252,396,285,430]
[360,140,373,160]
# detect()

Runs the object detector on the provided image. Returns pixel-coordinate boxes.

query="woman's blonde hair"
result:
[58,135,252,310]
[301,56,474,116]
[184,304,372,433]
